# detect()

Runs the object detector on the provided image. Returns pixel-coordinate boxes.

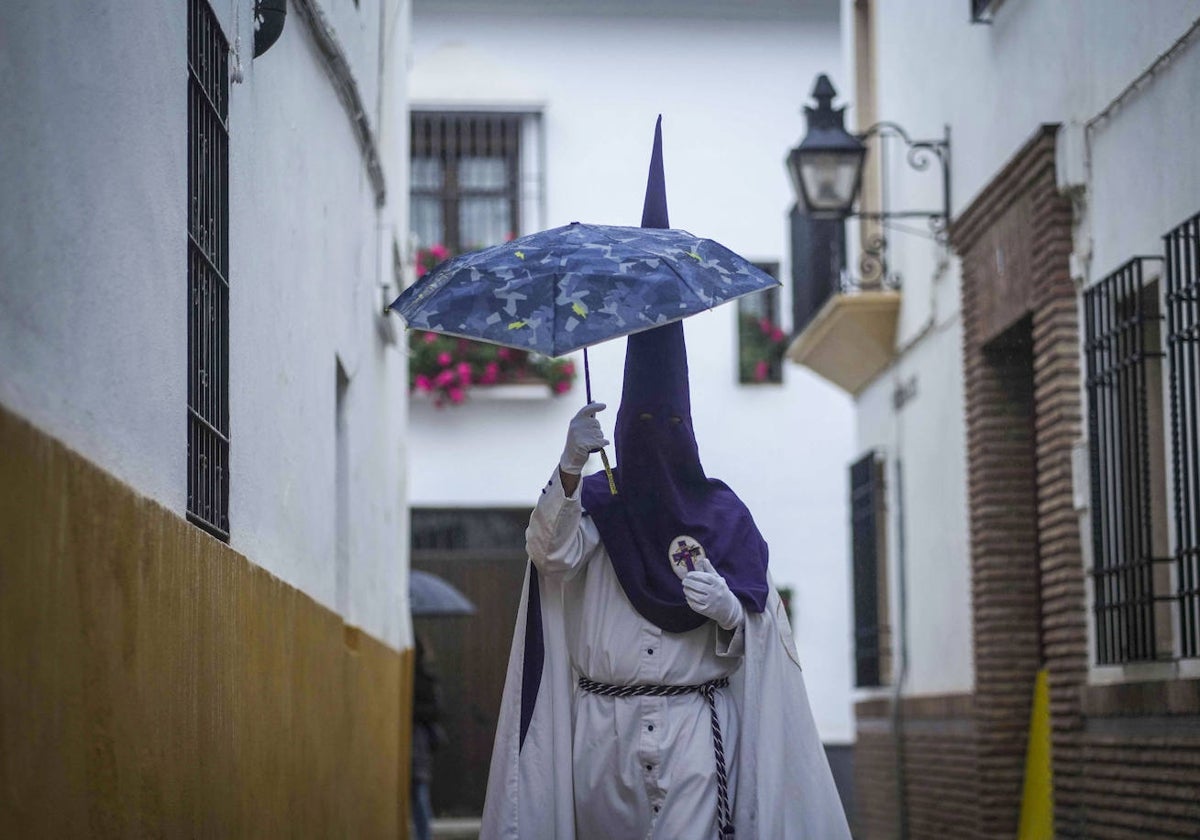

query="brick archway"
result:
[950,125,1086,838]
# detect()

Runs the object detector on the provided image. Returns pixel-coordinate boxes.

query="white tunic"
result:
[527,470,744,840]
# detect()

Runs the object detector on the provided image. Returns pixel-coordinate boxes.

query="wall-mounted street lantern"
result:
[786,75,866,219]
[786,74,951,286]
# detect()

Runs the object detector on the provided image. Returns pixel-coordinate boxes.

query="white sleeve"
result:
[715,622,746,659]
[525,469,601,580]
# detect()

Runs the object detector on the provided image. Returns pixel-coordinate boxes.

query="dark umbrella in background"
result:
[388,117,779,493]
[409,570,476,617]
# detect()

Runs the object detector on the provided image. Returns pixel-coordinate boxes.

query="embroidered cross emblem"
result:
[672,539,701,573]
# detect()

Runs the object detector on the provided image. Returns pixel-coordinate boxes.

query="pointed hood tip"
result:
[631,114,682,392]
[640,116,669,230]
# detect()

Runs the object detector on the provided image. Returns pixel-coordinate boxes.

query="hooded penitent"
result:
[580,117,770,632]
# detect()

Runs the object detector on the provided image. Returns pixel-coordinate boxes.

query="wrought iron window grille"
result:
[187,0,231,541]
[410,112,523,255]
[1085,256,1173,664]
[411,508,532,556]
[1165,212,1200,659]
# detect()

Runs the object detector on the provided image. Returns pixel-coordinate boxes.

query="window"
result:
[737,263,786,385]
[187,0,230,540]
[1165,213,1200,659]
[850,451,890,687]
[1085,257,1174,664]
[411,112,522,255]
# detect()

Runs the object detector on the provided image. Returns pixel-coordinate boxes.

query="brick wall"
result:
[1074,681,1200,837]
[855,696,977,840]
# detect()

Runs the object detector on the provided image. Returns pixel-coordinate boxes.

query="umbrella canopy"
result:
[409,570,476,617]
[388,221,779,358]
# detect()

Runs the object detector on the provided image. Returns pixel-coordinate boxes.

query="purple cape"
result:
[579,117,769,633]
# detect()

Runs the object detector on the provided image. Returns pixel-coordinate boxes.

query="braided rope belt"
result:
[577,675,734,839]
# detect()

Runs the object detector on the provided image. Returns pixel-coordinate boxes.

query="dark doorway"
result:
[411,508,532,818]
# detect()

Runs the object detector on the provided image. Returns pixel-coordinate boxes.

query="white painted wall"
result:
[0,1,188,511]
[841,0,1200,697]
[1085,30,1200,279]
[408,0,857,742]
[855,315,974,698]
[0,0,414,651]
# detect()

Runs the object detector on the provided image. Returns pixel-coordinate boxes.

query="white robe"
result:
[481,470,852,840]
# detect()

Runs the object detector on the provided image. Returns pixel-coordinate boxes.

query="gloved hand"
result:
[559,402,609,475]
[683,557,745,630]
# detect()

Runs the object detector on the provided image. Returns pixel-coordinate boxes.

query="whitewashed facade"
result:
[838,0,1200,709]
[820,1,1200,835]
[407,0,856,745]
[0,0,414,652]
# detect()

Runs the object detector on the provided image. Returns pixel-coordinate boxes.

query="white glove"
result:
[559,402,609,474]
[683,557,745,630]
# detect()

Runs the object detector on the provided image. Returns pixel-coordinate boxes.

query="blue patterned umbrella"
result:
[388,221,779,358]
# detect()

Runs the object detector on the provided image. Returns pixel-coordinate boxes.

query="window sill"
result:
[411,382,557,404]
[1083,672,1200,717]
[470,383,554,401]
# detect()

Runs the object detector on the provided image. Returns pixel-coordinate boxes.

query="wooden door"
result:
[411,508,532,818]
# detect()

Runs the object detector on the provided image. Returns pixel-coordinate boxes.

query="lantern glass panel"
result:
[799,150,862,214]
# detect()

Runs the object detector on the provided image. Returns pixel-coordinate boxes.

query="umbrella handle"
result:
[599,448,617,496]
[585,347,618,496]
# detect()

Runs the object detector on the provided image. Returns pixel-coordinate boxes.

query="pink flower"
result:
[562,361,576,376]
[434,369,455,388]
[754,360,769,382]
[553,380,571,394]
[422,333,438,344]
[416,263,428,278]
[430,244,450,259]
[481,362,500,384]
[770,327,785,343]
[456,362,473,385]
[437,352,452,367]
[497,347,512,361]
[414,374,432,392]
[447,387,465,404]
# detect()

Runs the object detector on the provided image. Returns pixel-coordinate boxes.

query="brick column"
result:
[952,126,1084,839]
[1028,162,1087,838]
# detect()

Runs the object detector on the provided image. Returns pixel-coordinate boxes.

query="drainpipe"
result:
[254,0,287,58]
[891,458,910,839]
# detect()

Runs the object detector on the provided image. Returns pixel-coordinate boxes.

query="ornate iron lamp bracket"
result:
[846,122,951,289]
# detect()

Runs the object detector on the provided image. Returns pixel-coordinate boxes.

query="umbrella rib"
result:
[586,225,714,313]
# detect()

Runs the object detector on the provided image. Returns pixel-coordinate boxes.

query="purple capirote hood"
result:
[579,117,769,633]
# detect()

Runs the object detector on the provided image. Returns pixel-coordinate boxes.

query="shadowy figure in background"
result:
[412,634,445,840]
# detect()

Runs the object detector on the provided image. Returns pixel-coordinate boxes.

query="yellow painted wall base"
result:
[1018,668,1055,840]
[0,403,412,837]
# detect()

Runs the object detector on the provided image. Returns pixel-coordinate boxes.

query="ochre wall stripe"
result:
[0,402,412,837]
